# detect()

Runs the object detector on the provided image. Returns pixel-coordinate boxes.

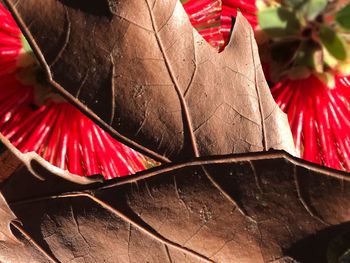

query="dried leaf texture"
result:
[0,193,50,263]
[0,149,49,262]
[1,146,350,262]
[4,0,295,162]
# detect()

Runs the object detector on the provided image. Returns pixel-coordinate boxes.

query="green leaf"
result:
[335,3,350,30]
[296,41,324,73]
[284,0,305,9]
[258,7,300,38]
[319,26,347,61]
[301,0,327,20]
[21,34,32,53]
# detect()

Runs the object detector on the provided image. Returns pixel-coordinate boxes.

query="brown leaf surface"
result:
[1,144,350,262]
[0,194,49,262]
[3,1,349,262]
[0,148,49,262]
[4,0,295,162]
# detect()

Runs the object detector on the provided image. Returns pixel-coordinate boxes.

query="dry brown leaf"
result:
[1,143,350,262]
[2,1,349,262]
[4,0,295,162]
[0,148,49,263]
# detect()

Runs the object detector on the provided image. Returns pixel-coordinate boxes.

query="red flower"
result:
[0,4,155,179]
[184,0,350,171]
[182,0,222,48]
[0,6,22,74]
[273,75,350,170]
[220,0,257,42]
[182,0,257,49]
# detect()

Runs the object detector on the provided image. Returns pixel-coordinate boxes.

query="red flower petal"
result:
[272,75,350,171]
[182,0,257,49]
[0,3,156,179]
[221,0,257,43]
[0,78,155,178]
[0,5,21,75]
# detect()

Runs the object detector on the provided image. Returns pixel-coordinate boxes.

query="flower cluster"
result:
[0,4,155,179]
[182,0,257,49]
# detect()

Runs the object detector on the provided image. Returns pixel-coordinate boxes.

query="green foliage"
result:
[21,35,32,53]
[283,0,327,20]
[301,0,327,20]
[319,26,347,61]
[258,6,300,38]
[283,0,305,9]
[336,3,350,30]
